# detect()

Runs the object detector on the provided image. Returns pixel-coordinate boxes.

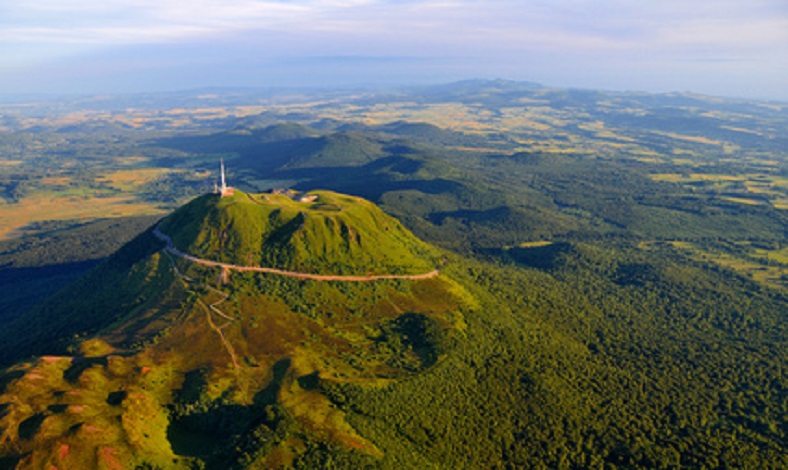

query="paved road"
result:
[153,225,439,282]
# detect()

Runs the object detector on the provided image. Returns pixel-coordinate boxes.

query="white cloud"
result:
[3,0,786,51]
[1,0,786,97]
[1,1,344,45]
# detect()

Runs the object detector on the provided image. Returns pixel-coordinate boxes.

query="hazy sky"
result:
[1,0,786,99]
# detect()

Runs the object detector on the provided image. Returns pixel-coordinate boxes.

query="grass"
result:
[161,190,439,275]
[0,353,186,469]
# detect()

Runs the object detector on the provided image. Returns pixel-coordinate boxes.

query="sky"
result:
[1,0,786,100]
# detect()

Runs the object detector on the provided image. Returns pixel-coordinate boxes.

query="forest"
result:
[0,80,785,468]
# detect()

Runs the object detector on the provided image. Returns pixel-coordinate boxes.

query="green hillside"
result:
[159,189,438,275]
[0,82,786,469]
[2,225,785,468]
[0,190,467,469]
[278,133,386,169]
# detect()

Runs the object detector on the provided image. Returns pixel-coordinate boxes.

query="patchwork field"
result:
[671,241,787,291]
[96,168,176,191]
[649,173,787,210]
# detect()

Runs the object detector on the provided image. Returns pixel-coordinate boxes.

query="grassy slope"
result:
[0,190,466,469]
[160,190,439,275]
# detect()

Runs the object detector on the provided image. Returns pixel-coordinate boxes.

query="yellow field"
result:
[772,177,788,188]
[670,241,786,291]
[720,125,762,136]
[97,168,175,191]
[721,196,765,206]
[39,176,72,186]
[649,172,786,210]
[578,121,637,143]
[388,103,498,132]
[745,183,781,195]
[452,146,514,153]
[500,108,553,131]
[670,158,701,166]
[677,174,745,182]
[114,156,151,165]
[754,247,788,265]
[309,101,583,135]
[633,157,663,164]
[653,131,722,146]
[518,241,554,248]
[0,194,165,240]
[648,173,683,182]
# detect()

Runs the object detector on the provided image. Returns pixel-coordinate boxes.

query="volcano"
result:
[0,190,468,468]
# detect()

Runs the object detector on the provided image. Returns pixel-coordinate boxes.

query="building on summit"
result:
[266,188,318,203]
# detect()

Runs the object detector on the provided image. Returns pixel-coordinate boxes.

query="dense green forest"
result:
[0,81,785,468]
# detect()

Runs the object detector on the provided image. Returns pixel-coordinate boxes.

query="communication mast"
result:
[219,158,234,197]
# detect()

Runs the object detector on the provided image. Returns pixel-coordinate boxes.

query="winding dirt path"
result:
[199,296,240,371]
[154,220,437,373]
[153,225,439,282]
[162,250,241,372]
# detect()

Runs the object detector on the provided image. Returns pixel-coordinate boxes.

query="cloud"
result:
[0,0,786,98]
[1,1,316,44]
[3,0,786,51]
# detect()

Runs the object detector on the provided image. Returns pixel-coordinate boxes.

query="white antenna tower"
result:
[220,158,227,193]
